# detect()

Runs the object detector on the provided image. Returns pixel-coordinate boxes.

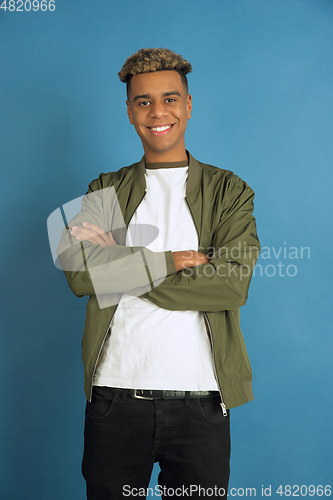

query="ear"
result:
[126,100,134,125]
[186,94,192,119]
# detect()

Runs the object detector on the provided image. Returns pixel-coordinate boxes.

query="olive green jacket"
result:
[58,152,260,409]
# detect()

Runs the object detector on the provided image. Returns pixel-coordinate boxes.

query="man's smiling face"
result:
[126,70,192,162]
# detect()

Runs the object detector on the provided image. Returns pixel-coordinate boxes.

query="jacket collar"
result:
[135,150,200,196]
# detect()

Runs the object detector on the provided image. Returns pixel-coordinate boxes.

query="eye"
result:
[139,101,150,106]
[165,98,176,103]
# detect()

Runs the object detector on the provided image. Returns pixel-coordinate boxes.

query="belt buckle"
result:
[133,389,154,400]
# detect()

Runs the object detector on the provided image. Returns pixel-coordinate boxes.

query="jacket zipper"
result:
[89,191,147,402]
[89,311,116,401]
[185,197,228,417]
[203,312,228,417]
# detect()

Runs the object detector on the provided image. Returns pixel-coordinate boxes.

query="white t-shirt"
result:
[93,166,218,391]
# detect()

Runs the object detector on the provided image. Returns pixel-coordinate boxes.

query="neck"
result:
[145,159,188,169]
[143,147,188,163]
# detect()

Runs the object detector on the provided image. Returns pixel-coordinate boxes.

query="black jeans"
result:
[82,387,230,499]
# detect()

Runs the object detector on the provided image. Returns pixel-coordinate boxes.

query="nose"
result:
[149,101,168,119]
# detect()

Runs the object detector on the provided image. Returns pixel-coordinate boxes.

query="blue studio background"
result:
[1,1,332,499]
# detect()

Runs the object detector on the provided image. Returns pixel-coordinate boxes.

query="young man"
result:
[57,48,260,499]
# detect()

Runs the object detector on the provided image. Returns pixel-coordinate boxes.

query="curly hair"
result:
[118,48,192,95]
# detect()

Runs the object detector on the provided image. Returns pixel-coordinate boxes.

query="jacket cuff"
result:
[164,250,177,276]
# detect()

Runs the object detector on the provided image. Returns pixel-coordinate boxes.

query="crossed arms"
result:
[57,175,260,313]
[70,222,209,271]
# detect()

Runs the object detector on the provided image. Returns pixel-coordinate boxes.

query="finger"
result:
[72,225,104,240]
[82,222,107,235]
[71,226,95,238]
[108,232,117,245]
[73,234,101,246]
[71,226,112,247]
[82,223,114,246]
[71,226,103,245]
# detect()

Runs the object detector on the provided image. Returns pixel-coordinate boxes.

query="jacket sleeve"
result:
[56,180,176,303]
[143,176,260,312]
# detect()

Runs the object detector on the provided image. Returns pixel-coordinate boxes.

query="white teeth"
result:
[150,125,171,132]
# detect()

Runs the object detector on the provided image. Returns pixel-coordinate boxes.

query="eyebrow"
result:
[132,91,182,103]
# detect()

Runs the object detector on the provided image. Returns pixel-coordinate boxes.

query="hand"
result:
[71,222,116,248]
[172,250,210,272]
